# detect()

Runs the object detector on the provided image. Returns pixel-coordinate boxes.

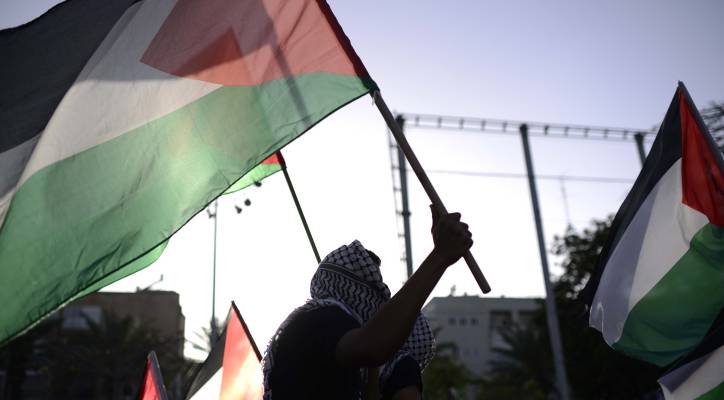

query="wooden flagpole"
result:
[372,90,491,293]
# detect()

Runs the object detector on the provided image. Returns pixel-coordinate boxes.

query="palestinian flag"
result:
[185,302,263,400]
[583,82,724,366]
[139,351,170,400]
[657,325,724,399]
[0,0,375,345]
[67,152,281,315]
[224,153,281,194]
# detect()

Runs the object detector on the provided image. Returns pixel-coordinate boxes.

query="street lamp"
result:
[207,201,219,344]
[206,189,257,346]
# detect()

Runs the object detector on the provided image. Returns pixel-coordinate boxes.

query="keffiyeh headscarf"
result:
[310,240,391,322]
[262,240,435,399]
[379,314,436,389]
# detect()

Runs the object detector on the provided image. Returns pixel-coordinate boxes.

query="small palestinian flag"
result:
[139,351,169,400]
[0,0,375,345]
[583,82,724,366]
[185,302,263,400]
[224,153,281,195]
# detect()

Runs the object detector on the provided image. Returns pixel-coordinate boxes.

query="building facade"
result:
[63,290,186,357]
[0,290,186,400]
[422,295,540,378]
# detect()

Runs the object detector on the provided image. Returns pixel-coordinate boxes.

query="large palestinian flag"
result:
[185,302,263,400]
[0,0,376,345]
[68,152,281,307]
[583,82,724,366]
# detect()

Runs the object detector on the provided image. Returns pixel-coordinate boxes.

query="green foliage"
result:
[701,101,724,152]
[480,218,664,400]
[422,334,476,399]
[550,218,663,399]
[0,312,195,399]
[0,318,59,399]
[477,323,550,400]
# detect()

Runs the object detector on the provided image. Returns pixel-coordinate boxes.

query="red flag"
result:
[186,302,263,399]
[139,351,169,400]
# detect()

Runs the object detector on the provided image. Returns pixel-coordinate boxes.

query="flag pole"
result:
[278,153,321,264]
[231,301,263,361]
[372,90,491,294]
[147,351,170,400]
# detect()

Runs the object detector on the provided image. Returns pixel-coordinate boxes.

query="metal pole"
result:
[210,200,218,343]
[634,132,647,166]
[278,153,321,264]
[372,91,491,293]
[395,115,414,279]
[519,124,570,400]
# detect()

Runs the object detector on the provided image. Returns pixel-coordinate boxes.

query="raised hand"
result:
[429,205,473,268]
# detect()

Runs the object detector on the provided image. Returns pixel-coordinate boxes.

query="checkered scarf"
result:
[261,240,435,399]
[310,240,391,322]
[379,313,436,390]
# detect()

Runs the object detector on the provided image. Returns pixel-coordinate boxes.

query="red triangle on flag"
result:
[185,302,263,399]
[678,84,724,226]
[220,302,264,400]
[139,351,169,400]
[141,0,363,86]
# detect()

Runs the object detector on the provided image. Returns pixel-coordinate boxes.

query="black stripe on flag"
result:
[231,301,263,362]
[582,88,684,306]
[184,327,226,399]
[0,0,138,153]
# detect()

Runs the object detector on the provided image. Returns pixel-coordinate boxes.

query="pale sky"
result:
[2,0,723,360]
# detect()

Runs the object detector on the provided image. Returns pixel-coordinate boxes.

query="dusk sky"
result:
[3,0,723,359]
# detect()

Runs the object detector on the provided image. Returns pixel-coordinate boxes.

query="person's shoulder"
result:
[294,305,360,329]
[275,305,360,352]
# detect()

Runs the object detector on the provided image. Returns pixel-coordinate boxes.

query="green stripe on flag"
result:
[224,162,281,194]
[78,240,169,298]
[697,381,724,400]
[614,223,724,366]
[0,72,374,344]
[69,157,277,315]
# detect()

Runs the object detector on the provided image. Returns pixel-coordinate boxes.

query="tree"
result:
[549,218,663,399]
[701,101,724,152]
[1,311,194,399]
[477,323,550,400]
[422,330,476,399]
[187,316,225,354]
[482,218,663,399]
[0,318,61,399]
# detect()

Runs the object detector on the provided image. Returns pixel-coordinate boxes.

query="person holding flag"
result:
[262,207,473,399]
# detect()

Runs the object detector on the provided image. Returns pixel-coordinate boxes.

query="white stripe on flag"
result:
[628,160,708,310]
[590,159,708,345]
[661,345,724,399]
[21,0,221,183]
[188,368,223,400]
[1,0,222,227]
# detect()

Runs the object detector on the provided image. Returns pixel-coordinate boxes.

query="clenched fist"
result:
[429,205,473,268]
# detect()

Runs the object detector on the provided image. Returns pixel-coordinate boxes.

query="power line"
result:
[399,112,656,142]
[420,168,635,184]
[387,113,645,400]
[385,114,639,268]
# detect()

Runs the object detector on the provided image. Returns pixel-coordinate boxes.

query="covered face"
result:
[310,240,391,322]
